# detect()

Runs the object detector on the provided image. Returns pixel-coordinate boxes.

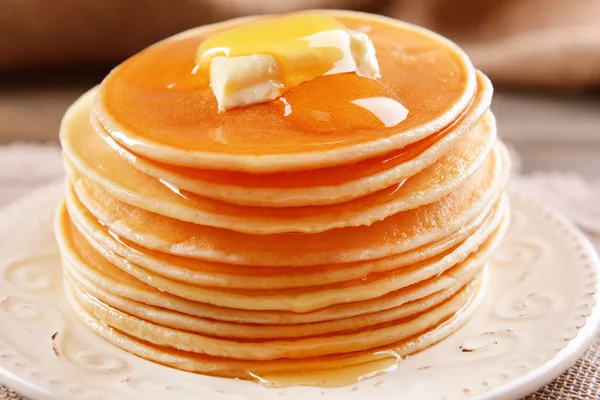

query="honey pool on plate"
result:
[55,10,511,388]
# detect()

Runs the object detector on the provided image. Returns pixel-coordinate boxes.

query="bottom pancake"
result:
[65,269,485,386]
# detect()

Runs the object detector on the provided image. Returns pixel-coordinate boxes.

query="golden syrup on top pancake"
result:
[96,11,476,172]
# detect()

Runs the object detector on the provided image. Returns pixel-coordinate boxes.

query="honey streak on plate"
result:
[243,277,482,389]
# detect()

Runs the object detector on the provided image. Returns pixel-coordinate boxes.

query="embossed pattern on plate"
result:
[0,182,598,400]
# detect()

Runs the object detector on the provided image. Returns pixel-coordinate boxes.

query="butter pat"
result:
[196,15,381,112]
[209,55,285,111]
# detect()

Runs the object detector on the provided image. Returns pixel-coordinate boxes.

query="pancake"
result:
[95,10,477,173]
[64,270,484,384]
[62,88,498,234]
[63,191,506,289]
[66,268,481,360]
[63,136,500,235]
[64,145,508,266]
[60,212,507,339]
[63,266,475,339]
[56,196,505,324]
[61,243,486,326]
[59,198,505,312]
[88,72,492,208]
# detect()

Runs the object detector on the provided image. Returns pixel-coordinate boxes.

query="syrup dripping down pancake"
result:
[57,197,507,322]
[67,272,479,360]
[63,266,475,340]
[61,238,486,327]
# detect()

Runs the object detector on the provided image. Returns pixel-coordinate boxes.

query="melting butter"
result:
[196,14,381,111]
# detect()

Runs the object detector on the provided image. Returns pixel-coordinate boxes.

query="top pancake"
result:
[96,10,476,172]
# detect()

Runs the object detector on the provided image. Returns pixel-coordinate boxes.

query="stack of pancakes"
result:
[55,11,510,386]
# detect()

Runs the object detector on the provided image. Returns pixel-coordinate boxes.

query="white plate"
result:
[0,183,599,400]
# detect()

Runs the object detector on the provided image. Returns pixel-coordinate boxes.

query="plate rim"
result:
[473,189,600,400]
